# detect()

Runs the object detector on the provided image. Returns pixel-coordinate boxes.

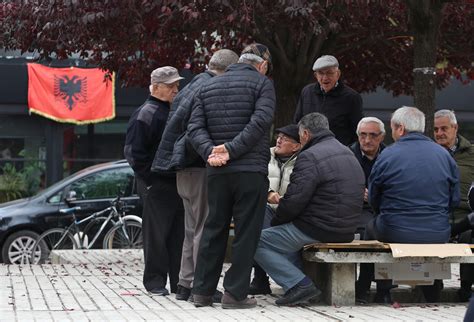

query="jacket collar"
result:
[301,129,335,151]
[398,131,430,142]
[457,134,472,152]
[314,81,344,96]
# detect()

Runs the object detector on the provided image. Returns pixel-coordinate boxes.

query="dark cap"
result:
[275,124,300,143]
[241,43,273,75]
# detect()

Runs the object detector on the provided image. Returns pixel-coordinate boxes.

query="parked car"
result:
[0,160,142,264]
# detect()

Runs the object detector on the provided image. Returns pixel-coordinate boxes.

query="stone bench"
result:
[302,241,474,306]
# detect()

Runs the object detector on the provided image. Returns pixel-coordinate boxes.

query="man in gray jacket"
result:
[254,112,365,306]
[188,43,275,309]
[151,49,239,302]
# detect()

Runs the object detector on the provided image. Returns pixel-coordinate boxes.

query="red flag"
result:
[27,63,115,124]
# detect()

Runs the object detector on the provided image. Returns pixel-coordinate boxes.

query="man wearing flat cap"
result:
[294,55,363,146]
[249,124,301,295]
[188,43,275,308]
[124,66,185,296]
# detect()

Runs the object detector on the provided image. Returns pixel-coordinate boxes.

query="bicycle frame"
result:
[63,205,118,249]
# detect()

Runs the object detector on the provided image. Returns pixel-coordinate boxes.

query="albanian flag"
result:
[27,63,115,124]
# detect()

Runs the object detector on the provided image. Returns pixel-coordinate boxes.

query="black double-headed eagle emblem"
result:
[54,75,88,110]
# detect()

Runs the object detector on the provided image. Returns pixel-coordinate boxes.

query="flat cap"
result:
[241,43,273,75]
[275,124,300,143]
[150,66,184,84]
[312,55,339,71]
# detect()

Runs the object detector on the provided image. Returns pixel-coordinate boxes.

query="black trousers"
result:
[137,176,184,292]
[192,172,268,301]
[357,218,443,302]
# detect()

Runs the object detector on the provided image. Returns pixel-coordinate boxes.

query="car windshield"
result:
[34,162,119,199]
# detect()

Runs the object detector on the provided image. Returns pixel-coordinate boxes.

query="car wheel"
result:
[1,230,44,264]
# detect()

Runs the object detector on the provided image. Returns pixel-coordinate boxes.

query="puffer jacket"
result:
[452,134,474,223]
[188,63,275,176]
[272,129,365,242]
[268,147,297,210]
[151,71,214,172]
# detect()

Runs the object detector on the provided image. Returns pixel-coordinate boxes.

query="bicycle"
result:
[32,192,143,264]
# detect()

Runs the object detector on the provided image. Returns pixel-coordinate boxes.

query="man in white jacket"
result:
[250,124,301,295]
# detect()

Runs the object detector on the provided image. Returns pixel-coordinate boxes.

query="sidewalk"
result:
[0,249,469,321]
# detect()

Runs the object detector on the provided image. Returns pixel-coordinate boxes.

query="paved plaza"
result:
[0,249,470,321]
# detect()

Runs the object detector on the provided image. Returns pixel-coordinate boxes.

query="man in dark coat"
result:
[293,55,363,146]
[124,66,184,296]
[254,112,365,306]
[349,116,386,235]
[187,43,275,309]
[434,109,474,301]
[151,49,239,302]
[350,116,386,304]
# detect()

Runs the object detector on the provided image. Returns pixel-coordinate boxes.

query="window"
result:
[68,167,134,200]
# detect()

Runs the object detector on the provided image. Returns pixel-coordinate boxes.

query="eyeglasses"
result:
[315,70,338,78]
[275,134,297,143]
[359,132,382,139]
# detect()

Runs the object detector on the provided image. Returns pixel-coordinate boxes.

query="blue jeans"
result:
[254,223,318,292]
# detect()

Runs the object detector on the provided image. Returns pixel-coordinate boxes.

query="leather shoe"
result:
[374,291,392,304]
[212,290,223,303]
[193,294,213,307]
[149,287,169,296]
[175,285,191,301]
[221,291,257,309]
[275,283,321,306]
[249,278,272,295]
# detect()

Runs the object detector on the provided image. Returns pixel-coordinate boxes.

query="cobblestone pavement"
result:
[0,250,469,321]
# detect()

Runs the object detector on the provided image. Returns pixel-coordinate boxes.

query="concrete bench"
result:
[302,241,474,306]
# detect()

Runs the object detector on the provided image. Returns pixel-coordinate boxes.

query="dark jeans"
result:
[137,176,185,292]
[356,218,444,302]
[192,172,268,301]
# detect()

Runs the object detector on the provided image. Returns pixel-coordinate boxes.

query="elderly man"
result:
[357,106,460,303]
[434,109,474,301]
[188,43,275,309]
[124,66,185,296]
[293,55,363,145]
[254,112,365,306]
[250,124,301,295]
[350,117,386,304]
[349,117,386,235]
[151,49,239,302]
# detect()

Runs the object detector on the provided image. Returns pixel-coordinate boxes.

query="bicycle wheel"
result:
[83,216,115,248]
[103,221,143,249]
[34,228,78,264]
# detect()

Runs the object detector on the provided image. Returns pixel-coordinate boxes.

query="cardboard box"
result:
[375,262,451,286]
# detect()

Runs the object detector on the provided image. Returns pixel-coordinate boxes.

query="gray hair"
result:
[298,112,329,136]
[356,117,386,135]
[238,53,264,66]
[209,49,239,72]
[434,109,457,125]
[391,106,425,133]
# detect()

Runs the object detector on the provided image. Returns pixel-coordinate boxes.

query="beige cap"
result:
[150,66,184,84]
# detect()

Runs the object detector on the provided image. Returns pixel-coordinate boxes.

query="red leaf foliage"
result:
[1,1,473,112]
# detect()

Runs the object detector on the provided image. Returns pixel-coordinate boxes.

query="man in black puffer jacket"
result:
[187,43,275,309]
[254,112,365,306]
[151,49,239,302]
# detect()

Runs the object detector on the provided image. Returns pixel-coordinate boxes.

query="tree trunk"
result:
[407,0,445,138]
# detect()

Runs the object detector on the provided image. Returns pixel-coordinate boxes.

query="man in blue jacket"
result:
[188,43,275,309]
[358,106,460,303]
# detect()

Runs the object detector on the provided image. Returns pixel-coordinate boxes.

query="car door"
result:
[57,166,136,228]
